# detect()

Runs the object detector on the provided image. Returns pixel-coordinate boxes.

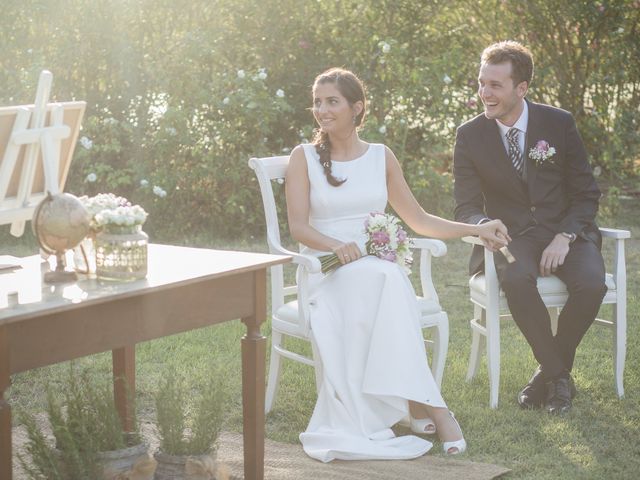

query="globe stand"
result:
[44,252,77,284]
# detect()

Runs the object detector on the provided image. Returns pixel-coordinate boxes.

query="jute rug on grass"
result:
[13,422,509,480]
[217,432,510,480]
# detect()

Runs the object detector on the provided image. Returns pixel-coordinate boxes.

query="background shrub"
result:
[1,0,638,241]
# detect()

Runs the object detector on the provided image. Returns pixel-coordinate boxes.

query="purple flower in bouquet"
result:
[381,251,397,262]
[371,230,390,245]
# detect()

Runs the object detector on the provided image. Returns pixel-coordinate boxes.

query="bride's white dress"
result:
[297,143,447,463]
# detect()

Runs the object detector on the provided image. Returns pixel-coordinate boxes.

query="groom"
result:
[453,41,606,414]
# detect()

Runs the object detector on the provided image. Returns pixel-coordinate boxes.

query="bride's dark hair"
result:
[311,68,367,186]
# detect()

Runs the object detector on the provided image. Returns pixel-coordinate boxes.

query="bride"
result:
[285,67,509,462]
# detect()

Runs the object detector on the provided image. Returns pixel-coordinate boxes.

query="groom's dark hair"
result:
[481,41,534,87]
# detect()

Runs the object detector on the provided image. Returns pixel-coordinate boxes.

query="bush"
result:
[19,368,137,479]
[155,368,227,456]
[1,0,637,240]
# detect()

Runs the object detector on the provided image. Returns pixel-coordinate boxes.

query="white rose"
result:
[237,69,246,79]
[381,42,391,53]
[85,173,97,183]
[276,89,285,98]
[379,125,387,134]
[222,97,230,105]
[443,74,453,85]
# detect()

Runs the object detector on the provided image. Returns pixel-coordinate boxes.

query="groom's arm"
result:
[453,127,488,225]
[558,112,601,236]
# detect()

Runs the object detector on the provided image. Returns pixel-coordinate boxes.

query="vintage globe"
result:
[32,192,91,282]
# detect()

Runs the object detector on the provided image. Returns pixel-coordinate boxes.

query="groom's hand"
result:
[539,234,571,276]
[477,219,510,252]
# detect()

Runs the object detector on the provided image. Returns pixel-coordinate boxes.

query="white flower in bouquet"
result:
[79,193,130,217]
[79,193,147,229]
[95,204,148,227]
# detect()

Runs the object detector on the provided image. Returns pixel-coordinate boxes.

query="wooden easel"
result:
[0,70,86,235]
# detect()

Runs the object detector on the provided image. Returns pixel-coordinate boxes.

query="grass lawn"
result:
[3,198,639,479]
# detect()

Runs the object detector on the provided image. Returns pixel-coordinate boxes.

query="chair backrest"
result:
[248,155,289,253]
[248,155,294,311]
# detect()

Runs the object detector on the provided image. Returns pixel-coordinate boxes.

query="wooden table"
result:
[0,244,289,480]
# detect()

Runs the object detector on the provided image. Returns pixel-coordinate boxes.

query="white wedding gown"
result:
[298,143,447,463]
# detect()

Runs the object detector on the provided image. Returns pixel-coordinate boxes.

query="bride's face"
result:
[312,82,360,135]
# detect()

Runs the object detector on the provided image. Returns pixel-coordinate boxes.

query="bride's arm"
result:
[385,146,509,247]
[285,147,362,261]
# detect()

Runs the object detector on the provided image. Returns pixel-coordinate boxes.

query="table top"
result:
[0,244,289,324]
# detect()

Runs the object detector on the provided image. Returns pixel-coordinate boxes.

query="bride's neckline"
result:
[330,144,371,163]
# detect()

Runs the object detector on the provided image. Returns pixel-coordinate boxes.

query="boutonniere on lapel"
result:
[528,140,556,166]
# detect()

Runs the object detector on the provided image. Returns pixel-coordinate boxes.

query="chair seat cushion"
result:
[469,272,617,309]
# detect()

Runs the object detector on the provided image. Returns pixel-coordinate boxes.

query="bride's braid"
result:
[312,68,367,187]
[312,129,344,186]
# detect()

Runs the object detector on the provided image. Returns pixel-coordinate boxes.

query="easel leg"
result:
[112,345,135,433]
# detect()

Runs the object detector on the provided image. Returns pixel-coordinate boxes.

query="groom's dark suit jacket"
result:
[453,99,601,275]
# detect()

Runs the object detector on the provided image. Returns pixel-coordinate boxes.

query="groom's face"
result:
[478,61,527,126]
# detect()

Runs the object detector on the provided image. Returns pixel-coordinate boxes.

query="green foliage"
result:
[155,367,227,456]
[18,368,135,479]
[1,0,638,240]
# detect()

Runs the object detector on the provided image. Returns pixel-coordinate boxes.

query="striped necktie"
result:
[506,127,524,176]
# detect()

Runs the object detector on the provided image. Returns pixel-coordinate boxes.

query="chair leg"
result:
[431,316,449,389]
[486,306,501,409]
[265,331,284,414]
[613,302,626,398]
[466,305,484,381]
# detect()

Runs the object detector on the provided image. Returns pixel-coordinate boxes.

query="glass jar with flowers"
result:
[94,202,149,281]
[75,193,131,274]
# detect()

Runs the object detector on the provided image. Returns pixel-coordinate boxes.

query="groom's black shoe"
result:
[545,372,573,415]
[517,366,547,409]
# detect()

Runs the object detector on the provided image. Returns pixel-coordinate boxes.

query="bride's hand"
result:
[476,219,510,252]
[331,241,363,265]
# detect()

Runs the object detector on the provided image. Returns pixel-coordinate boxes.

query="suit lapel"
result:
[525,99,540,197]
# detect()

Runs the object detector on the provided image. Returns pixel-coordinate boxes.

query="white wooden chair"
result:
[462,228,630,408]
[249,155,450,414]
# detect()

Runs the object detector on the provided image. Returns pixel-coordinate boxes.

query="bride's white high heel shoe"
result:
[442,413,466,455]
[409,416,436,435]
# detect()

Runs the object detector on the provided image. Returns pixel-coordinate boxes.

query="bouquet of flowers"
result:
[79,193,148,228]
[320,212,413,274]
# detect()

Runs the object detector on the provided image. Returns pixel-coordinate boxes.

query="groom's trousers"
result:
[494,225,607,379]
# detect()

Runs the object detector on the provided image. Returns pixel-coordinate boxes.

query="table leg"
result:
[112,345,136,433]
[0,326,12,480]
[241,269,267,480]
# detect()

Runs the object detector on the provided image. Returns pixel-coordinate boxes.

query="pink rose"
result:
[536,140,550,152]
[397,229,407,242]
[372,231,390,245]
